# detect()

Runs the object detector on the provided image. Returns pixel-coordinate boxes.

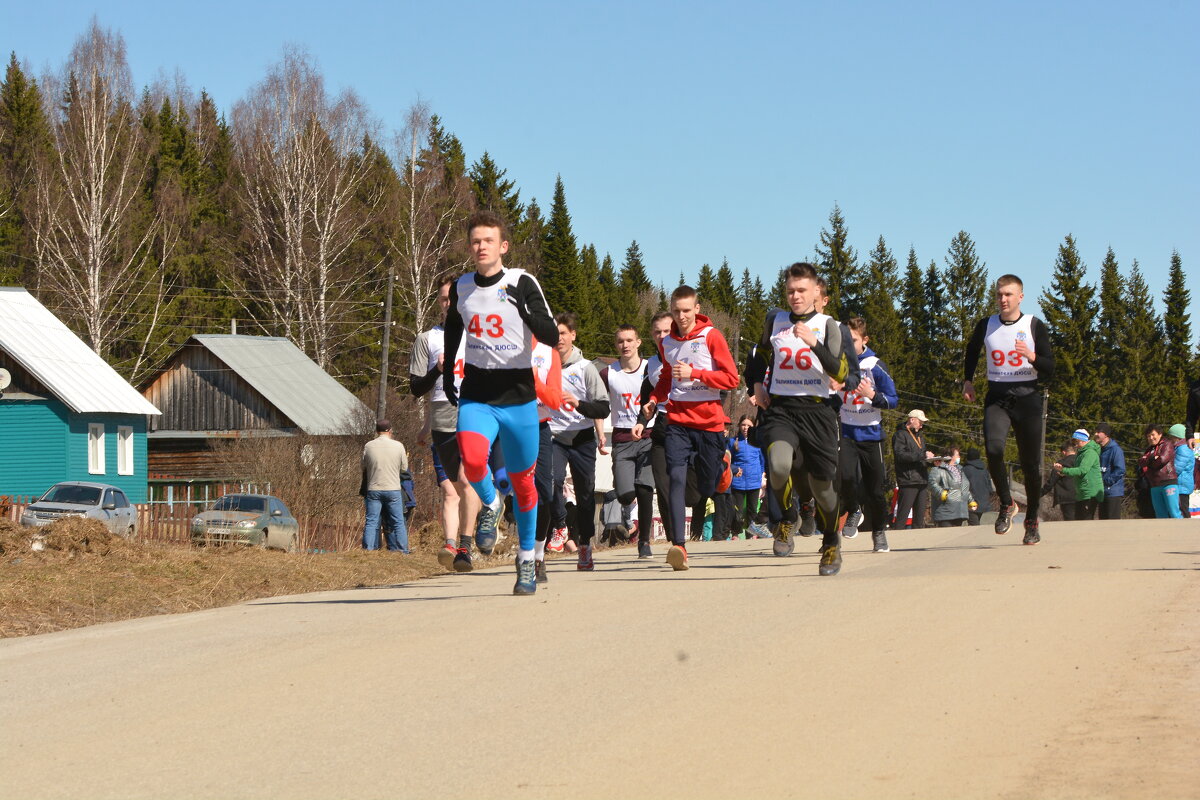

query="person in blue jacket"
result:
[1093,423,1126,520]
[727,415,767,538]
[1169,424,1195,518]
[837,317,899,553]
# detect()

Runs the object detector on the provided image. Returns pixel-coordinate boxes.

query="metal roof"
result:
[0,288,161,415]
[189,335,368,435]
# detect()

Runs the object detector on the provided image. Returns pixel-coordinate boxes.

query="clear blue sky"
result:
[4,0,1197,336]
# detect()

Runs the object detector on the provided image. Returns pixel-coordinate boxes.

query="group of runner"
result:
[411,211,1055,595]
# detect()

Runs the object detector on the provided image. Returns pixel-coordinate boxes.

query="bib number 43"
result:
[468,314,505,339]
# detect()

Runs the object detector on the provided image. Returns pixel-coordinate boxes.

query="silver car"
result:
[19,482,138,537]
[191,494,299,552]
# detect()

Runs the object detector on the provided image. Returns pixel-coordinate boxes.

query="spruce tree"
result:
[899,247,928,401]
[696,263,716,306]
[539,175,582,316]
[861,235,905,384]
[814,204,861,319]
[1095,247,1125,414]
[1161,250,1193,391]
[468,151,523,226]
[619,240,652,294]
[922,261,955,411]
[711,258,738,316]
[1038,235,1101,437]
[1122,260,1165,426]
[0,53,54,286]
[579,243,610,351]
[516,197,544,275]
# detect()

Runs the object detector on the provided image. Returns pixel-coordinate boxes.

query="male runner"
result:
[530,338,569,583]
[411,276,481,572]
[634,286,739,570]
[602,325,657,558]
[443,210,559,594]
[837,317,899,553]
[746,262,850,576]
[546,312,610,570]
[962,274,1056,544]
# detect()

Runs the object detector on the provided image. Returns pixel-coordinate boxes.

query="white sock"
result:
[518,548,535,562]
[535,540,546,560]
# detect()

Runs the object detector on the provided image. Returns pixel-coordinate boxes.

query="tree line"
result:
[0,21,1194,466]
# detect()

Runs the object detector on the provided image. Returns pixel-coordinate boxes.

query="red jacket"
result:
[650,314,739,432]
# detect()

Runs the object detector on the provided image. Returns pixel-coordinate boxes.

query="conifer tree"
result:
[1122,260,1165,425]
[898,247,928,400]
[515,197,543,275]
[1095,247,1125,414]
[0,53,54,286]
[710,258,738,316]
[860,235,905,384]
[468,151,522,222]
[619,240,652,294]
[696,263,716,305]
[1038,235,1100,435]
[578,243,610,350]
[922,261,955,409]
[539,175,582,316]
[815,204,861,319]
[1161,250,1192,391]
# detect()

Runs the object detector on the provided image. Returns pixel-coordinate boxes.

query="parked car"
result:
[191,494,299,552]
[19,481,138,537]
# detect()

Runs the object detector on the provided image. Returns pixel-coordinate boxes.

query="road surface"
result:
[2,519,1197,799]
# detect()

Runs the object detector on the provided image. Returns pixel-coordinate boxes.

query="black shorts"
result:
[431,429,461,482]
[758,396,839,481]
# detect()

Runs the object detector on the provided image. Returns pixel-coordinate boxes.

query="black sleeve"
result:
[576,399,611,419]
[808,319,849,384]
[963,317,988,382]
[410,367,440,397]
[1031,317,1055,384]
[442,281,464,399]
[515,274,559,347]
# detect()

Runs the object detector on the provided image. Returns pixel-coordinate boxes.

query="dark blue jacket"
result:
[1099,438,1126,498]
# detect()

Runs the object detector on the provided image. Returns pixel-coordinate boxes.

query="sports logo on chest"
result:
[496,285,509,303]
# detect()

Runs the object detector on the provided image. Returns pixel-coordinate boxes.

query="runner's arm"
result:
[575,363,611,419]
[512,274,560,346]
[808,318,849,384]
[690,329,740,390]
[870,361,899,409]
[442,282,464,402]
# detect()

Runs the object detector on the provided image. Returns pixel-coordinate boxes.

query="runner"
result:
[410,276,480,572]
[962,274,1056,544]
[530,338,571,583]
[633,287,739,570]
[746,262,850,576]
[601,324,657,557]
[545,312,610,571]
[837,317,899,553]
[443,210,559,595]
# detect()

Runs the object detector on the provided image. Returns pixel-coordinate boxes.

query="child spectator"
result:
[928,446,973,527]
[1168,424,1195,518]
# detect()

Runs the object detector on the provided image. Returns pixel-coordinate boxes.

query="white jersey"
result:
[547,357,595,435]
[531,342,556,423]
[425,325,465,404]
[456,268,541,370]
[768,311,831,398]
[661,326,721,404]
[607,360,648,429]
[840,355,882,428]
[984,314,1038,383]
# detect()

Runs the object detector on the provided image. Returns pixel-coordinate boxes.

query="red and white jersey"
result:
[984,314,1038,383]
[455,268,541,370]
[531,342,556,422]
[607,360,648,429]
[661,326,722,404]
[840,354,882,428]
[426,325,465,404]
[768,311,831,398]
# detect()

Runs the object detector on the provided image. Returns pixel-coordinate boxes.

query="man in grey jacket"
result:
[361,419,410,552]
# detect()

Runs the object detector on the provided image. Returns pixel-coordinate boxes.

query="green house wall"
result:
[0,399,150,502]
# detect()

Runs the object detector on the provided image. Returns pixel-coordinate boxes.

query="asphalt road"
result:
[2,519,1197,800]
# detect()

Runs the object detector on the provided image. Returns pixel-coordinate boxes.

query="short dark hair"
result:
[614,324,639,339]
[784,262,819,283]
[376,419,392,433]
[651,310,673,326]
[555,311,579,332]
[997,274,1023,290]
[670,285,698,304]
[438,274,456,289]
[847,317,867,335]
[466,209,508,240]
[1094,423,1114,437]
[1144,423,1165,436]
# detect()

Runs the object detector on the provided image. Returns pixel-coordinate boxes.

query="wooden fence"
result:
[1,495,365,553]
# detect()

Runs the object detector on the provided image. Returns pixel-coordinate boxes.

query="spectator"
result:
[1054,429,1103,520]
[360,419,410,552]
[962,447,993,526]
[928,446,972,527]
[893,409,935,529]
[1138,424,1180,519]
[1093,423,1126,520]
[1169,424,1195,518]
[1041,442,1078,521]
[1186,377,1200,448]
[727,415,766,539]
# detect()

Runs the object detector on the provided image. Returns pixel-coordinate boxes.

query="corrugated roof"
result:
[0,288,161,415]
[190,335,368,435]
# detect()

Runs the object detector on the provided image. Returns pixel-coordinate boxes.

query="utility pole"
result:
[376,266,395,422]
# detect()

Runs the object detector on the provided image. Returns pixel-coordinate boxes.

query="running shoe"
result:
[748,521,772,539]
[437,543,457,569]
[872,531,889,553]
[577,545,595,571]
[476,492,504,555]
[772,519,797,557]
[1022,518,1040,545]
[995,502,1017,535]
[841,509,863,539]
[535,559,548,583]
[548,526,568,553]
[818,544,843,576]
[798,503,817,537]
[666,543,689,571]
[452,547,473,573]
[513,558,537,595]
[638,541,653,559]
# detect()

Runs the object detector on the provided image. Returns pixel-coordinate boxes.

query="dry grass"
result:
[0,516,517,639]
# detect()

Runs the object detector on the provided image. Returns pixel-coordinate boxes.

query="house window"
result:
[88,424,106,474]
[117,426,134,475]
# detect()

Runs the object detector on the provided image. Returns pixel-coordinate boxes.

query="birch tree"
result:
[229,46,383,368]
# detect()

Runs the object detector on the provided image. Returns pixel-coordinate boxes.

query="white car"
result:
[20,482,138,537]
